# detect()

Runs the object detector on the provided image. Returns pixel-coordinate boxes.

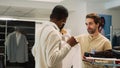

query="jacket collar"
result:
[48,21,60,31]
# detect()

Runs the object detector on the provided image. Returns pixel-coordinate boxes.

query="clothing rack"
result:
[111,26,120,47]
[112,28,120,36]
[0,20,35,68]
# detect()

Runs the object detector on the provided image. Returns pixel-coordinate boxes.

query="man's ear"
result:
[97,23,100,27]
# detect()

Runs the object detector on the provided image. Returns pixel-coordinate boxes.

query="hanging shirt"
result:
[16,31,22,46]
[5,31,28,63]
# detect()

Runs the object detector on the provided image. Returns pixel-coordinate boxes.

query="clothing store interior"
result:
[0,0,120,68]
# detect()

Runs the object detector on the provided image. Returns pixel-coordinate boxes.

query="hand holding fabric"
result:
[67,36,78,47]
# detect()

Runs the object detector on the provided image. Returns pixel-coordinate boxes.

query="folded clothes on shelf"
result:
[84,49,120,59]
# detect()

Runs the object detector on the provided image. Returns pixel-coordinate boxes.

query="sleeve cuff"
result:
[61,41,71,49]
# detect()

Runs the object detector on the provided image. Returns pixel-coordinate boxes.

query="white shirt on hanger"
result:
[16,31,21,46]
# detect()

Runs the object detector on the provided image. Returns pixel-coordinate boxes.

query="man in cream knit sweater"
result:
[32,5,78,68]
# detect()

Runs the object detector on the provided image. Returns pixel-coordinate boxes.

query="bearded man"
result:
[76,13,112,68]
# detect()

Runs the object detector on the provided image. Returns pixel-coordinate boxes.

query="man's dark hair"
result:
[50,5,68,21]
[86,13,101,25]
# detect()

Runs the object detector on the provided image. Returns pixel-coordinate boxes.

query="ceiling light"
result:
[30,0,64,3]
[0,17,17,20]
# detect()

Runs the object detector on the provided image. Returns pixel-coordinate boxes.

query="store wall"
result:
[64,2,87,36]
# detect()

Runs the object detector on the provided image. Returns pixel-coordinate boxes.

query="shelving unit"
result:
[0,20,6,68]
[0,20,35,68]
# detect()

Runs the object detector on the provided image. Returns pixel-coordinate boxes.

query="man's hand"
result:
[67,36,78,47]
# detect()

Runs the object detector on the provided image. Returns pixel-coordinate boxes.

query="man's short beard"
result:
[87,29,96,34]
